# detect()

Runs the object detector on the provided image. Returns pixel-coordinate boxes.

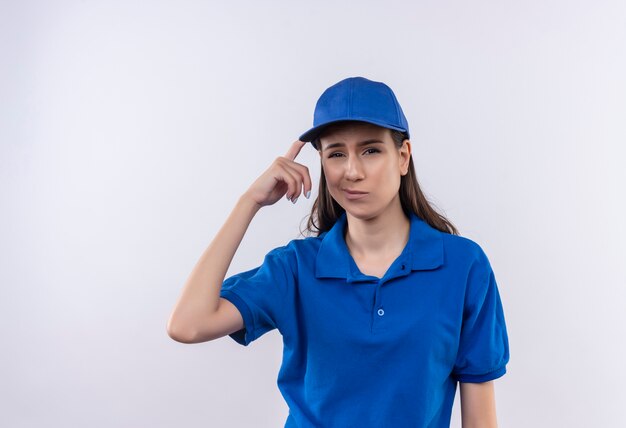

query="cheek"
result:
[322,164,341,185]
[382,166,402,190]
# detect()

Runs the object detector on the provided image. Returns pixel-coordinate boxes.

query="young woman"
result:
[167,77,510,427]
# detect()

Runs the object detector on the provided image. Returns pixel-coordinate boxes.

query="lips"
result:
[342,189,368,200]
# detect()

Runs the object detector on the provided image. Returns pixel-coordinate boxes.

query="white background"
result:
[2,1,625,427]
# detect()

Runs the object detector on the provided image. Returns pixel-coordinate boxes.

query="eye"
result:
[363,147,380,155]
[327,152,344,158]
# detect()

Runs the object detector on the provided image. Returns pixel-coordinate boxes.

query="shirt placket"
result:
[370,257,410,333]
[371,279,387,332]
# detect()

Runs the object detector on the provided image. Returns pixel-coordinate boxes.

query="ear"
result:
[399,139,412,176]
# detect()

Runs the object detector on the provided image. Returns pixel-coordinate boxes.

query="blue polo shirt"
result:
[219,212,509,427]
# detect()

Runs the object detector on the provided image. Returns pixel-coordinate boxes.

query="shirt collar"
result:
[315,211,444,280]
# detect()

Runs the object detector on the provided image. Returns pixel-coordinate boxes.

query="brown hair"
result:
[304,122,459,236]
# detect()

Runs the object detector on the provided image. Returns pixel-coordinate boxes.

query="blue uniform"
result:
[220,212,510,427]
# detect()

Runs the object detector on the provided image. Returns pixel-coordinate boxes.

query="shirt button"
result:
[377,308,385,316]
[401,264,405,270]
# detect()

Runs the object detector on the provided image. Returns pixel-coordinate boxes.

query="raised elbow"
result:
[166,318,197,344]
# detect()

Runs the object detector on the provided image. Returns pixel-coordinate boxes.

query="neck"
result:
[344,199,410,258]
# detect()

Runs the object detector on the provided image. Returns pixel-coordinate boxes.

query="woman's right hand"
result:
[244,140,313,208]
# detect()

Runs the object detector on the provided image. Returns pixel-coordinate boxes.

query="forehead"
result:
[319,122,391,145]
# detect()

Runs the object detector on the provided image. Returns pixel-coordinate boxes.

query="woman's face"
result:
[318,122,411,220]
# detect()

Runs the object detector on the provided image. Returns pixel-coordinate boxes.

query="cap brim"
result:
[299,118,409,143]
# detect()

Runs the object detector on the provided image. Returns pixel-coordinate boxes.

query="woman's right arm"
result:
[166,140,311,344]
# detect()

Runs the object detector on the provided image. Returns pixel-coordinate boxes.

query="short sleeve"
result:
[452,252,510,383]
[219,246,295,346]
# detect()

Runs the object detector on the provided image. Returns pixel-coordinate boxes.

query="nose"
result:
[344,155,365,181]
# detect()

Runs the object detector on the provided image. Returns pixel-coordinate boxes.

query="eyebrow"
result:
[322,139,385,150]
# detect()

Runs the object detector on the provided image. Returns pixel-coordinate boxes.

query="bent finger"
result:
[276,166,300,201]
[284,161,312,199]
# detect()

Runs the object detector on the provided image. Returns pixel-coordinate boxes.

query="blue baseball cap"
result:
[298,76,410,143]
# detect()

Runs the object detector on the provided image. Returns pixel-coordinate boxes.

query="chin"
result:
[337,196,400,222]
[340,204,384,221]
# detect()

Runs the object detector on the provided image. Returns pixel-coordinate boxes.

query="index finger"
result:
[284,140,307,161]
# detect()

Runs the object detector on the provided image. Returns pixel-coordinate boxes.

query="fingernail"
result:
[292,197,298,204]
[305,190,311,199]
